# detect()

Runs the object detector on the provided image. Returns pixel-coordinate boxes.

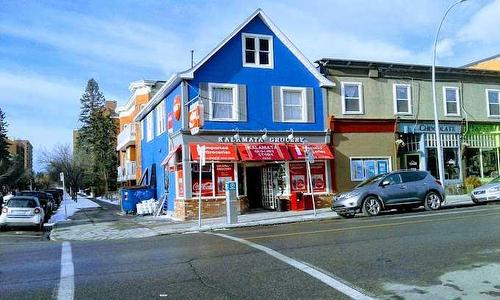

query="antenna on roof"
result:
[191,50,194,68]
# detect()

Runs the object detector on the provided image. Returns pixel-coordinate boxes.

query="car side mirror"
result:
[381,180,390,187]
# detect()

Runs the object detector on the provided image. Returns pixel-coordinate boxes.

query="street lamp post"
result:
[431,0,467,183]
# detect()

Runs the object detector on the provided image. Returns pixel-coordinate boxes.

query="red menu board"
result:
[177,165,184,197]
[237,143,291,161]
[215,163,235,195]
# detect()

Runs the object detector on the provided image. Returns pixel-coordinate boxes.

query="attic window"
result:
[242,33,273,69]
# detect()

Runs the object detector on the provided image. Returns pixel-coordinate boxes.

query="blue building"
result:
[135,9,335,220]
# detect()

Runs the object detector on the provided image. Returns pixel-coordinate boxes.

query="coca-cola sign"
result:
[192,179,213,196]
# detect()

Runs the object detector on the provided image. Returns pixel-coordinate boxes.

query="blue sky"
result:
[0,0,499,171]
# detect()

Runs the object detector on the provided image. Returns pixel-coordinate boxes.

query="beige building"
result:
[7,139,33,176]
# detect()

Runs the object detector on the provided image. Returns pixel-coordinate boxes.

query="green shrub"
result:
[464,176,481,192]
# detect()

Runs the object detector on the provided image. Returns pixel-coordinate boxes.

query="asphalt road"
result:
[1,203,499,299]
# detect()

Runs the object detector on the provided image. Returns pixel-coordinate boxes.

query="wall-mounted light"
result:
[287,128,294,140]
[261,128,268,141]
[233,128,240,140]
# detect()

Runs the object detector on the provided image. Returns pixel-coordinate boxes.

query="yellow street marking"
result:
[245,210,500,241]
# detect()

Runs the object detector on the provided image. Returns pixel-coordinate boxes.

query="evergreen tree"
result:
[0,108,10,162]
[79,78,105,125]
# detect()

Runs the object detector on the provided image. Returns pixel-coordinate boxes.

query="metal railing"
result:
[116,124,136,151]
[117,161,137,182]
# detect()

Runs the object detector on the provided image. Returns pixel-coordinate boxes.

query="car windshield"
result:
[489,176,500,184]
[355,174,386,188]
[7,199,37,208]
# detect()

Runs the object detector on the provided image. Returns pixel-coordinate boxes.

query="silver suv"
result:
[332,170,445,218]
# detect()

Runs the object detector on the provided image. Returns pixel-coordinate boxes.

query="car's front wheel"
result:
[424,191,441,211]
[362,196,382,216]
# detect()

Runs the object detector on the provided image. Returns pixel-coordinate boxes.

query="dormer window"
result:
[242,33,273,68]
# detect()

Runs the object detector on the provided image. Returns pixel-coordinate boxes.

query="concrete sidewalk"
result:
[50,193,475,241]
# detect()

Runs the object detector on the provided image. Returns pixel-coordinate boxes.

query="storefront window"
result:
[290,162,327,192]
[444,148,460,180]
[191,163,213,196]
[214,163,235,196]
[481,149,498,178]
[350,158,390,181]
[465,148,480,178]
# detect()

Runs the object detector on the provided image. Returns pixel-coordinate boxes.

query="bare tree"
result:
[39,144,87,195]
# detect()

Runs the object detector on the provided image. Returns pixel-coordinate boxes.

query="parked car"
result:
[471,176,500,204]
[44,189,61,207]
[332,170,445,218]
[0,196,45,231]
[16,191,54,217]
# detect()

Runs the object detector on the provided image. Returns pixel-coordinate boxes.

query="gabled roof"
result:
[135,9,333,122]
[462,54,500,68]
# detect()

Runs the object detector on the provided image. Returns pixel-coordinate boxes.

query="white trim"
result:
[177,9,334,87]
[349,156,392,182]
[393,84,412,115]
[280,86,307,122]
[486,89,500,118]
[208,83,239,121]
[156,100,166,136]
[341,82,363,115]
[443,86,460,116]
[241,33,274,69]
[146,113,154,141]
[140,120,145,140]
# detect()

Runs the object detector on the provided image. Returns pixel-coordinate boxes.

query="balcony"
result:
[117,161,137,182]
[116,124,136,151]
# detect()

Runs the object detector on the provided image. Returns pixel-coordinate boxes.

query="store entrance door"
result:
[261,165,279,209]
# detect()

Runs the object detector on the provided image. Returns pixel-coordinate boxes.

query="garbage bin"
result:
[290,192,305,211]
[120,186,156,214]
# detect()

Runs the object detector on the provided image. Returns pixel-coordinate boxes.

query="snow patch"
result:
[49,195,100,224]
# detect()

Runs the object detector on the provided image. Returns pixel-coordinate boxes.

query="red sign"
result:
[188,102,203,135]
[190,143,238,161]
[289,163,307,192]
[167,112,173,134]
[288,144,334,160]
[215,163,234,195]
[237,143,291,161]
[192,178,213,196]
[173,95,181,120]
[177,165,184,197]
[311,162,326,192]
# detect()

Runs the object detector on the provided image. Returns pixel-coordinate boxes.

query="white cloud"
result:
[458,0,500,44]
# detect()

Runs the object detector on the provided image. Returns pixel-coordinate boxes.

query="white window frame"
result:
[393,84,412,115]
[341,82,363,114]
[156,101,166,135]
[241,33,274,69]
[486,89,500,118]
[140,120,145,140]
[208,83,239,121]
[146,113,154,141]
[443,86,460,116]
[349,156,392,182]
[280,86,307,122]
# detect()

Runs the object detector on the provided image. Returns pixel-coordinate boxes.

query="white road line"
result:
[210,232,374,300]
[58,241,74,300]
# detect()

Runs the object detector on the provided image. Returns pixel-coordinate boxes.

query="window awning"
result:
[237,143,291,161]
[189,143,238,161]
[161,145,181,166]
[288,144,334,160]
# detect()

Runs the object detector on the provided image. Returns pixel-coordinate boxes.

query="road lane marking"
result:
[58,241,74,300]
[244,210,500,241]
[210,232,374,300]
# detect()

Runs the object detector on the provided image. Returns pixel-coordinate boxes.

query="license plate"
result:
[10,210,31,216]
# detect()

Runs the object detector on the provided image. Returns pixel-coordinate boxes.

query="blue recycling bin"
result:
[120,186,156,214]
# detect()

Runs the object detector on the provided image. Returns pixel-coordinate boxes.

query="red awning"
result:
[189,143,238,161]
[288,144,334,160]
[237,143,291,161]
[161,145,181,166]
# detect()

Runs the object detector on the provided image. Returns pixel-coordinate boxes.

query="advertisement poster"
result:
[352,160,364,180]
[365,160,376,178]
[289,163,307,192]
[192,179,213,196]
[378,160,389,173]
[176,166,184,197]
[215,163,234,195]
[310,163,326,192]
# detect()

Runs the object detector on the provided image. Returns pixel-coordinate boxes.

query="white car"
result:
[0,196,45,231]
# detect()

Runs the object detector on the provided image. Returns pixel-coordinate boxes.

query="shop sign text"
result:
[217,136,306,143]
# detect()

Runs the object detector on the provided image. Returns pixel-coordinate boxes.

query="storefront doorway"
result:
[246,165,280,210]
